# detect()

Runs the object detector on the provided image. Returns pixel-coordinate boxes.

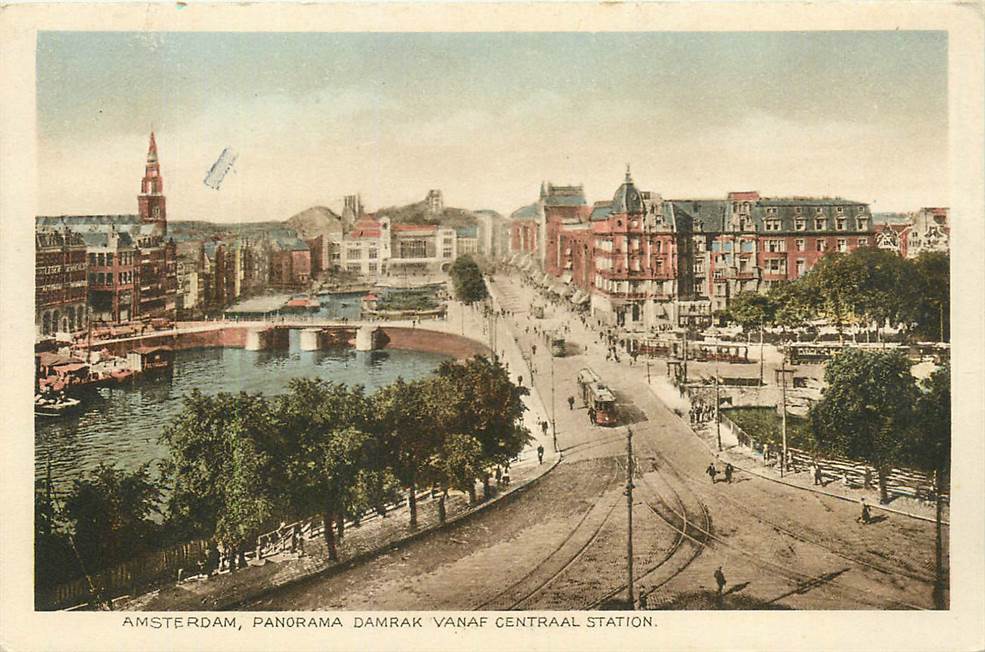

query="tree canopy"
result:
[449,255,489,304]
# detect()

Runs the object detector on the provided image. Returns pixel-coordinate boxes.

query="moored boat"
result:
[34,393,82,417]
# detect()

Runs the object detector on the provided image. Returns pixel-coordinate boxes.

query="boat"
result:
[34,393,82,417]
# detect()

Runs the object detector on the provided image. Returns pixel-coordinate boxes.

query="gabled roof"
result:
[590,201,614,222]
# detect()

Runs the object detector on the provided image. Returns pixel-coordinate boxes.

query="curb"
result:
[221,451,564,611]
[649,381,949,527]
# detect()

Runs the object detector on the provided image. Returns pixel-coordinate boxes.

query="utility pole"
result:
[780,345,789,478]
[625,426,635,609]
[759,321,764,387]
[682,328,688,386]
[715,353,722,451]
[646,358,651,384]
[551,354,558,452]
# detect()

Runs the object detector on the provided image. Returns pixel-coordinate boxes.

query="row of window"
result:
[88,252,135,267]
[763,217,869,232]
[89,271,135,285]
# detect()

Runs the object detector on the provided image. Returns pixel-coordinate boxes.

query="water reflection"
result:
[36,341,450,493]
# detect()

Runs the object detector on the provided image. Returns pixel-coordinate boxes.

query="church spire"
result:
[147,131,158,163]
[139,132,166,231]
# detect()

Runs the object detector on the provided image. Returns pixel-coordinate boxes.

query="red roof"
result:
[392,223,436,233]
[286,299,308,307]
[363,293,379,301]
[727,191,761,201]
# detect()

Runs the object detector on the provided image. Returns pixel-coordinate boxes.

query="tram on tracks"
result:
[549,332,566,357]
[576,367,618,426]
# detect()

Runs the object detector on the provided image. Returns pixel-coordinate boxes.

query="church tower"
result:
[138,132,166,233]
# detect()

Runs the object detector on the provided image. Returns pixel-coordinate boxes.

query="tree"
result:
[725,292,775,331]
[62,464,163,574]
[910,252,950,342]
[432,356,531,497]
[768,280,816,336]
[371,378,443,528]
[160,390,281,562]
[908,362,950,608]
[449,255,488,303]
[809,349,919,502]
[273,379,386,560]
[432,433,484,522]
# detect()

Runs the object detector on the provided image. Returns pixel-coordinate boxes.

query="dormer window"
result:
[858,217,869,230]
[836,206,845,214]
[857,206,865,214]
[766,207,778,216]
[795,218,806,231]
[765,219,781,232]
[815,207,824,215]
[814,218,826,230]
[795,206,803,215]
[836,218,847,231]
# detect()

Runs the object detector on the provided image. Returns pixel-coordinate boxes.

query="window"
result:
[795,206,803,215]
[857,206,865,214]
[766,207,778,216]
[766,239,785,253]
[836,206,845,214]
[97,272,105,284]
[694,261,704,273]
[795,239,806,252]
[89,254,96,265]
[815,207,824,214]
[816,239,827,252]
[814,218,826,230]
[653,241,662,253]
[857,217,869,231]
[368,247,378,259]
[765,219,781,231]
[837,239,848,252]
[98,253,105,266]
[796,259,806,277]
[858,237,869,247]
[766,258,785,273]
[795,218,806,231]
[738,256,750,272]
[836,218,846,231]
[89,273,95,283]
[368,263,377,272]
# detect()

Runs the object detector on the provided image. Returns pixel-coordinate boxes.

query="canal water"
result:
[35,335,451,494]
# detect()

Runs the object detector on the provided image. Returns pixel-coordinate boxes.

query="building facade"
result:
[36,229,88,336]
[510,168,878,330]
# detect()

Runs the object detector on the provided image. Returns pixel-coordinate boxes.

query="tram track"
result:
[632,437,927,610]
[472,465,621,610]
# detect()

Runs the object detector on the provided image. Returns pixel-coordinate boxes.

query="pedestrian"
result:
[638,591,648,610]
[495,466,502,485]
[503,464,511,486]
[856,498,872,524]
[588,407,597,424]
[567,395,575,410]
[541,420,549,436]
[518,375,523,387]
[714,566,727,596]
[532,344,537,356]
[706,462,718,484]
[537,444,545,464]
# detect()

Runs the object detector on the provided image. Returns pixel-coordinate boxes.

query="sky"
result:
[36,31,948,222]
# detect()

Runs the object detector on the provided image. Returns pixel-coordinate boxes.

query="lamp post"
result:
[551,354,558,453]
[715,352,722,451]
[780,345,789,478]
[625,426,635,609]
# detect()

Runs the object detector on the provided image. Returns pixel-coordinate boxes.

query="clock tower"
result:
[138,132,166,234]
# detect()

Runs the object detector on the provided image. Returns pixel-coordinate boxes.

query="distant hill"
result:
[286,205,344,239]
[169,220,290,241]
[376,201,478,228]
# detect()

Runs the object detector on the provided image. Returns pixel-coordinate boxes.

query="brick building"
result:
[35,229,88,336]
[511,167,877,330]
[36,133,177,326]
[82,230,138,324]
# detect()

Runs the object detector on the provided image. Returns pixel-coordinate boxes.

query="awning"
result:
[574,292,591,305]
[561,272,574,284]
[571,290,585,303]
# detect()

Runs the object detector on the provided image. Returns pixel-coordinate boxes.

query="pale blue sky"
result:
[37,31,948,221]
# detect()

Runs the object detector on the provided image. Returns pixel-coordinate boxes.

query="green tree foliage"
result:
[908,362,950,481]
[909,252,950,341]
[809,349,919,502]
[725,292,776,329]
[432,433,484,522]
[767,281,816,332]
[62,464,162,573]
[160,390,281,553]
[449,255,489,304]
[371,378,444,528]
[34,487,79,592]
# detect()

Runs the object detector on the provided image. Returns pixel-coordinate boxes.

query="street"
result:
[245,272,945,611]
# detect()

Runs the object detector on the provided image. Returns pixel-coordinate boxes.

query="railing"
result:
[716,410,946,504]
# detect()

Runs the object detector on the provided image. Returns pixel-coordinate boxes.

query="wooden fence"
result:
[717,411,947,504]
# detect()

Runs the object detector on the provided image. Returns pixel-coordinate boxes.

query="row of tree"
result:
[723,249,949,341]
[37,355,530,589]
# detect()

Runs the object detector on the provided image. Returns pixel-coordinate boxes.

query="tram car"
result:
[669,340,750,363]
[549,333,566,357]
[576,368,618,426]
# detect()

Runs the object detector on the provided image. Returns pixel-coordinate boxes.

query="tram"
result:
[549,333,566,357]
[576,367,618,426]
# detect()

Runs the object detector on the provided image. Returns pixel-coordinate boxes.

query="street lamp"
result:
[550,354,558,453]
[625,426,635,609]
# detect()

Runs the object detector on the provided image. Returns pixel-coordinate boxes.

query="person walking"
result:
[714,566,727,597]
[567,395,575,410]
[856,498,872,525]
[706,462,718,484]
[537,444,545,464]
[724,463,734,484]
[541,420,549,437]
[588,407,597,425]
